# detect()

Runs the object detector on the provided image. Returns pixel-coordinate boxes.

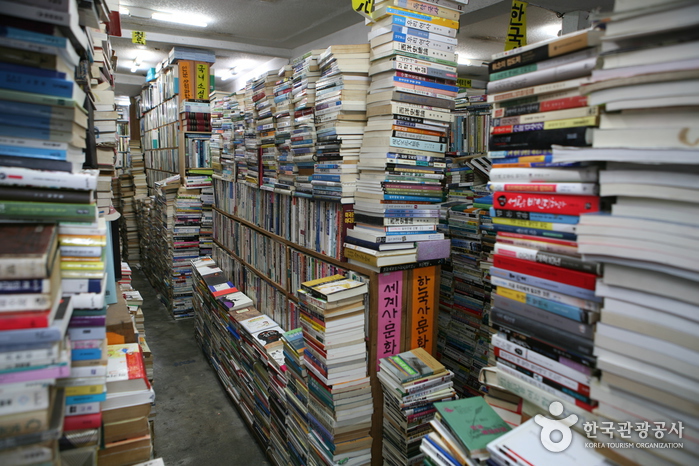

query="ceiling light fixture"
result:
[130,57,142,73]
[457,56,472,66]
[221,68,238,81]
[151,12,208,27]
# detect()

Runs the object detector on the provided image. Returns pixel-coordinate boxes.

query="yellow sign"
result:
[505,1,527,51]
[195,62,210,100]
[352,0,374,20]
[457,78,472,88]
[131,31,146,45]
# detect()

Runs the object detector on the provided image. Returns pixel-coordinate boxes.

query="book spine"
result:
[392,0,461,20]
[393,75,459,93]
[382,41,456,63]
[389,136,446,153]
[491,307,594,358]
[63,412,101,431]
[0,293,51,312]
[490,31,595,72]
[386,14,457,37]
[0,167,96,190]
[488,77,589,104]
[376,258,444,273]
[498,326,595,368]
[382,6,459,28]
[0,70,74,98]
[491,275,599,312]
[491,191,599,215]
[65,392,107,405]
[491,208,579,224]
[0,144,66,160]
[0,363,69,383]
[493,254,596,289]
[493,106,598,126]
[490,265,596,301]
[393,54,457,73]
[0,154,71,172]
[488,57,597,94]
[488,182,596,195]
[494,243,600,275]
[0,388,48,416]
[490,126,591,150]
[492,116,598,135]
[65,401,100,416]
[496,286,589,323]
[388,32,456,53]
[493,294,593,338]
[386,91,455,109]
[491,223,577,241]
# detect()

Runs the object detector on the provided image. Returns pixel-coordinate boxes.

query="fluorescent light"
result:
[151,12,208,27]
[221,68,238,81]
[457,56,472,66]
[540,23,561,38]
[130,57,142,73]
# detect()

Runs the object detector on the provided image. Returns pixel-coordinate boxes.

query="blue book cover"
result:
[65,392,107,405]
[384,194,443,202]
[0,62,66,80]
[393,76,459,93]
[489,207,579,225]
[312,174,342,182]
[0,26,67,48]
[0,143,66,160]
[525,293,586,322]
[0,70,77,98]
[71,347,102,361]
[0,99,63,119]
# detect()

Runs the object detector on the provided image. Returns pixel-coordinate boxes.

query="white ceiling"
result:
[111,0,614,97]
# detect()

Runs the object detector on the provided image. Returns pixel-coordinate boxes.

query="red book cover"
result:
[539,95,588,113]
[64,412,102,431]
[492,191,599,215]
[493,254,596,290]
[496,231,578,247]
[0,309,51,330]
[106,344,150,392]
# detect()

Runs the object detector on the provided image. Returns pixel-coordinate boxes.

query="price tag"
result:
[132,31,146,45]
[352,0,374,20]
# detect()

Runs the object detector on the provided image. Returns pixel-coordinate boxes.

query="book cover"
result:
[106,344,149,393]
[383,347,445,384]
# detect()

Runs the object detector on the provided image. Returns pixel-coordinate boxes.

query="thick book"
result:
[487,57,597,94]
[492,191,600,216]
[0,186,93,204]
[0,167,98,190]
[0,224,58,279]
[303,276,367,303]
[493,254,597,290]
[489,126,591,150]
[105,344,149,394]
[381,347,445,384]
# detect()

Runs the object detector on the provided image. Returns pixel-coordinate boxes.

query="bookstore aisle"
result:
[133,269,269,465]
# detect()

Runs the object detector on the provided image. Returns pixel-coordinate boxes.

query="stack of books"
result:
[297,274,374,466]
[421,397,510,465]
[59,219,110,437]
[273,65,295,194]
[377,347,457,465]
[228,91,247,183]
[209,91,238,181]
[243,79,261,187]
[283,328,310,466]
[0,224,72,463]
[484,26,605,434]
[559,2,699,464]
[312,44,371,203]
[100,343,153,465]
[348,0,466,268]
[170,186,204,318]
[253,72,279,192]
[182,100,212,133]
[291,50,325,197]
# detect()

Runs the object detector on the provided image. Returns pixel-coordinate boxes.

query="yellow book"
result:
[543,115,599,130]
[58,235,107,247]
[343,247,378,267]
[301,274,346,290]
[373,5,459,29]
[60,261,105,270]
[64,384,106,397]
[492,217,576,233]
[496,286,527,304]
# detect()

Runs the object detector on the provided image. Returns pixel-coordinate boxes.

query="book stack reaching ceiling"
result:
[243,79,260,187]
[346,0,466,272]
[291,49,324,197]
[297,274,374,466]
[209,91,240,181]
[253,72,280,192]
[312,44,371,204]
[482,24,605,438]
[274,64,296,194]
[560,2,698,464]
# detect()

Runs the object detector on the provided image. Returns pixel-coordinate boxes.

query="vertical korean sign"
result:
[410,266,436,354]
[131,31,146,45]
[505,1,527,51]
[377,271,403,369]
[195,62,210,100]
[352,0,375,20]
[179,60,194,100]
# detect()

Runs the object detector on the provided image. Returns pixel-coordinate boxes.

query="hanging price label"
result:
[132,31,146,45]
[352,0,375,20]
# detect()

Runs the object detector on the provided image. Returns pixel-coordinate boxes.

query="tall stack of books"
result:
[0,224,72,464]
[170,186,203,318]
[253,72,279,192]
[551,2,699,464]
[485,27,605,431]
[283,328,310,466]
[421,397,510,465]
[297,275,373,466]
[210,91,240,181]
[312,44,371,203]
[291,50,324,197]
[59,218,110,438]
[228,91,246,183]
[348,0,466,267]
[243,80,260,187]
[377,347,457,465]
[273,65,295,194]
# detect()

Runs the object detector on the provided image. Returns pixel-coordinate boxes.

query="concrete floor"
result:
[134,269,270,466]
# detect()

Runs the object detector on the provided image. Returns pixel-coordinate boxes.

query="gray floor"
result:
[133,268,270,466]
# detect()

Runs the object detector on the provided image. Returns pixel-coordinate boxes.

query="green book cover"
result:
[434,397,511,455]
[0,200,96,222]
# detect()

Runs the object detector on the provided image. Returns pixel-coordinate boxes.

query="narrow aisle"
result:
[133,268,270,466]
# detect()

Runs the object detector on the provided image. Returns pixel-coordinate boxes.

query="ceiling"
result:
[111,0,614,98]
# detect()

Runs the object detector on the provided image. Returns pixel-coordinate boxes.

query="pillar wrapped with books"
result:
[298,274,373,465]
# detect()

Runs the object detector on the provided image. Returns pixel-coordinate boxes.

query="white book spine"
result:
[0,388,49,416]
[0,167,97,190]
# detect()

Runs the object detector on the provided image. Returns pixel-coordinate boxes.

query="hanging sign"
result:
[409,266,437,354]
[131,31,146,45]
[352,0,375,20]
[505,1,527,51]
[377,271,403,368]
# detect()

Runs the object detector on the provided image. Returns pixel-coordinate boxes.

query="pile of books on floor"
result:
[312,44,371,203]
[421,397,510,465]
[274,65,295,194]
[297,274,373,466]
[0,224,72,464]
[485,24,604,429]
[291,50,324,197]
[378,347,457,465]
[348,0,464,269]
[559,2,699,464]
[283,328,310,465]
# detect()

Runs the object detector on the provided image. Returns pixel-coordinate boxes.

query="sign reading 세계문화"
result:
[377,271,403,368]
[410,266,436,354]
[505,1,527,51]
[132,31,146,45]
[352,0,375,20]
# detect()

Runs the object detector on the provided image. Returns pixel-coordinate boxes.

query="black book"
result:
[0,155,72,172]
[489,127,591,151]
[0,186,93,204]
